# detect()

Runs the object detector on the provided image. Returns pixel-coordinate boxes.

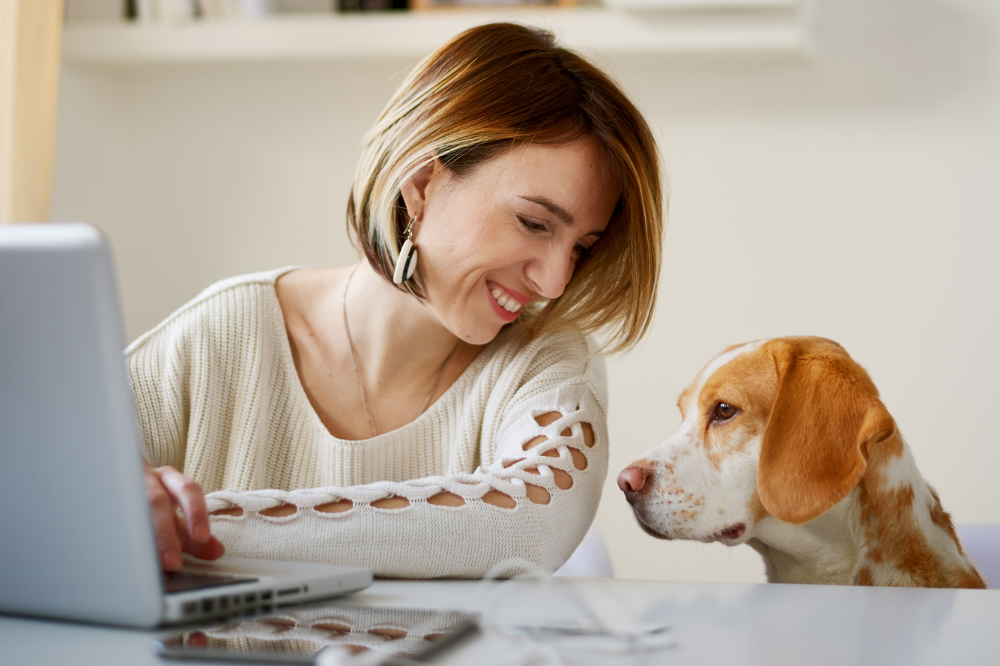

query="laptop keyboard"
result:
[163,571,259,594]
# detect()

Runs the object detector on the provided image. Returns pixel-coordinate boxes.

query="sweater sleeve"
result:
[125,318,191,471]
[204,345,609,579]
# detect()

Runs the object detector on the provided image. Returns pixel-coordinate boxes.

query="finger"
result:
[143,470,184,571]
[175,514,226,561]
[189,536,226,561]
[157,466,211,544]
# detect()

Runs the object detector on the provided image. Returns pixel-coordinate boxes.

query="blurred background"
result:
[8,0,999,582]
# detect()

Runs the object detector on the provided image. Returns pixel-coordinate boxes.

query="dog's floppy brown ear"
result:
[758,338,896,525]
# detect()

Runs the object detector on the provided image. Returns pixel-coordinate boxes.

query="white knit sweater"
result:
[126,268,609,578]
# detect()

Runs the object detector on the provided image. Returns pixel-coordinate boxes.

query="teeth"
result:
[490,286,521,314]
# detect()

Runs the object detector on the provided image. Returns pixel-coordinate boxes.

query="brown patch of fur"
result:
[697,348,780,471]
[928,487,963,554]
[856,478,884,564]
[746,492,769,522]
[863,429,904,477]
[677,386,693,420]
[859,481,929,581]
[925,489,987,588]
[854,437,900,564]
[857,476,986,588]
[856,566,875,586]
[955,569,988,589]
[679,509,700,522]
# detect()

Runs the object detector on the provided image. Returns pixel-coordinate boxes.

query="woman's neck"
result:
[343,262,465,396]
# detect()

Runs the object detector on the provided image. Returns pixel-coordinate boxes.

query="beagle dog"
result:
[618,337,986,588]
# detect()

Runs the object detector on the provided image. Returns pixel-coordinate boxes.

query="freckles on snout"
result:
[619,454,706,540]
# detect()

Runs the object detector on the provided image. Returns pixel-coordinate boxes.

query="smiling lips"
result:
[487,281,528,322]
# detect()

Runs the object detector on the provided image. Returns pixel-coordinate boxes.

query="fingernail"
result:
[194,524,209,542]
[164,551,182,570]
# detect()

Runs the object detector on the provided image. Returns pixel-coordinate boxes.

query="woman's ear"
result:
[758,338,896,525]
[399,159,442,225]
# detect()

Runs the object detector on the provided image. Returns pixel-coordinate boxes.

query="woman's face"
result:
[404,137,620,345]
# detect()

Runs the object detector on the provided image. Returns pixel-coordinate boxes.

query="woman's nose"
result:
[526,249,574,300]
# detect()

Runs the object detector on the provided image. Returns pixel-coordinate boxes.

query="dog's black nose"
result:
[618,465,649,503]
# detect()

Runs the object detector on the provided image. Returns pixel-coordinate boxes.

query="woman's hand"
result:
[143,461,225,571]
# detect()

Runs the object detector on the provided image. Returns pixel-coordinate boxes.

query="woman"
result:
[130,22,662,578]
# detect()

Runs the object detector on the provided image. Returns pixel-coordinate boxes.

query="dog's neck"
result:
[750,496,860,585]
[750,432,985,588]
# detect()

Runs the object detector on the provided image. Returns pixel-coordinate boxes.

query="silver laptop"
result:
[0,223,372,628]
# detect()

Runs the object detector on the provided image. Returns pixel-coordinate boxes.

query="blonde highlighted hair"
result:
[347,22,663,353]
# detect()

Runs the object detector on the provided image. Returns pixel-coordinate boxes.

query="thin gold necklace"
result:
[342,266,458,438]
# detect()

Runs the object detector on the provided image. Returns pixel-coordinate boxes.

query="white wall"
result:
[53,0,1000,583]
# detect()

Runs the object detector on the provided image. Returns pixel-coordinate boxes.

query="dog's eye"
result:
[713,402,738,422]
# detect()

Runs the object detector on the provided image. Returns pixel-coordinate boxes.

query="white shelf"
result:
[61,5,811,65]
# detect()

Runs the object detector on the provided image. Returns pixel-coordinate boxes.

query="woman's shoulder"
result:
[484,324,606,390]
[470,325,608,427]
[125,267,302,356]
[492,324,595,365]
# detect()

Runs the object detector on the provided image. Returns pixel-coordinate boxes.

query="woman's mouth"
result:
[486,281,525,322]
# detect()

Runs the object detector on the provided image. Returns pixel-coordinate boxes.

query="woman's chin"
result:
[464,326,506,346]
[456,318,512,346]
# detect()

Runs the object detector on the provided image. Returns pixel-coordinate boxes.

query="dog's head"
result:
[619,336,897,545]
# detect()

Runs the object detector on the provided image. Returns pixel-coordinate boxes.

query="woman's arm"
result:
[126,319,190,471]
[205,373,608,578]
[128,312,222,569]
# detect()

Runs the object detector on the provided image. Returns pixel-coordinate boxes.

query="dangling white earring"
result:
[392,217,418,284]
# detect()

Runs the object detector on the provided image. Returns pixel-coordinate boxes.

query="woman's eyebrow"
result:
[519,195,574,225]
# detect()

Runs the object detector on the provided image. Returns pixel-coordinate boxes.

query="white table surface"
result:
[1,578,998,666]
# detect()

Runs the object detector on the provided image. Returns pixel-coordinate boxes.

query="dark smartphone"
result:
[152,604,479,664]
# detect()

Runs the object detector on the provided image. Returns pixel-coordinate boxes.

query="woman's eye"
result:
[517,216,547,233]
[713,402,738,422]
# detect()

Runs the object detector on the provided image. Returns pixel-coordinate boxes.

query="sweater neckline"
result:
[265,268,506,444]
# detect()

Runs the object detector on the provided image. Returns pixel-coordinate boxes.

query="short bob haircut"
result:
[347,22,663,353]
